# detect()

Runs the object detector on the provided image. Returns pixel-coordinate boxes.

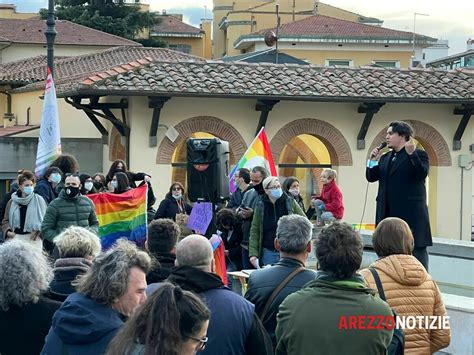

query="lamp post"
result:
[45,0,57,77]
[412,12,429,66]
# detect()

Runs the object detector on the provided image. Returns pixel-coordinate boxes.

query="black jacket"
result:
[0,296,61,355]
[366,148,432,247]
[244,258,317,345]
[146,252,176,284]
[35,178,58,205]
[157,266,273,355]
[47,258,92,302]
[154,196,192,221]
[221,221,244,269]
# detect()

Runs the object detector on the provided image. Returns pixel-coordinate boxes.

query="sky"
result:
[4,0,473,54]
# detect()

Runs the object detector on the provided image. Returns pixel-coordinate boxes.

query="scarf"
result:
[9,192,47,232]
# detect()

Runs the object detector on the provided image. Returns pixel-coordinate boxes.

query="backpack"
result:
[369,267,405,355]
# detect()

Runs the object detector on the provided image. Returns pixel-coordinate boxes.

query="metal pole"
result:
[275,4,280,65]
[45,0,57,77]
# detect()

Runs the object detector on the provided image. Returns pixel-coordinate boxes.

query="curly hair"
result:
[54,226,101,259]
[75,239,151,305]
[315,222,363,279]
[51,154,80,176]
[0,240,53,311]
[147,219,180,254]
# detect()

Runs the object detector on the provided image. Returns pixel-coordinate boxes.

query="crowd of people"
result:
[0,121,451,354]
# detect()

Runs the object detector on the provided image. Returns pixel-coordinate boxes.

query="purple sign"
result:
[187,202,213,234]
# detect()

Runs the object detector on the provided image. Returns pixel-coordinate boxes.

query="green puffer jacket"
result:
[41,190,99,242]
[249,193,305,258]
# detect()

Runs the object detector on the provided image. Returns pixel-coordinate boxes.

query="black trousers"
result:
[413,246,429,271]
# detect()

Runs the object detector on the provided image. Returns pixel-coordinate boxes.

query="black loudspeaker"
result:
[187,138,230,203]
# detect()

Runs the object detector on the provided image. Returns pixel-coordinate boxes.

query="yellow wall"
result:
[157,36,207,58]
[121,95,472,241]
[201,21,213,59]
[280,48,411,67]
[0,7,36,19]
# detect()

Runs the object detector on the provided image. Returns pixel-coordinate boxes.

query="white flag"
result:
[35,68,61,177]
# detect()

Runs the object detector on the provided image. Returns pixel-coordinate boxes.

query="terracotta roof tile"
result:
[252,14,436,42]
[54,60,472,103]
[0,125,39,137]
[152,15,202,35]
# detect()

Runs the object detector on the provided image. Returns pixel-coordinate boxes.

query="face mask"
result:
[93,181,103,190]
[270,188,283,199]
[173,193,182,200]
[65,186,80,198]
[50,173,61,184]
[111,181,118,190]
[289,188,300,197]
[84,181,94,192]
[23,186,34,196]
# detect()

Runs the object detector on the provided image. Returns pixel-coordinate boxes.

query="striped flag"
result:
[229,127,277,192]
[88,184,148,249]
[35,68,61,177]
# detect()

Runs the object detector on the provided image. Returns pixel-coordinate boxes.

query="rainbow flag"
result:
[35,68,61,177]
[229,127,277,192]
[88,184,148,249]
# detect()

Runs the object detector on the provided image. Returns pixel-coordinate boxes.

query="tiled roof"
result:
[0,125,39,137]
[152,15,202,36]
[252,15,436,42]
[0,18,139,46]
[56,60,473,103]
[1,46,204,90]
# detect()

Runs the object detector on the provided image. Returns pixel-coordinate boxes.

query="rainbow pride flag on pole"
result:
[229,127,277,193]
[88,184,148,249]
[35,68,61,177]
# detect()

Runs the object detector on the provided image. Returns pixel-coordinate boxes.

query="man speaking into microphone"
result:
[366,121,432,270]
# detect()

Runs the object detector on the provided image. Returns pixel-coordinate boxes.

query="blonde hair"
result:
[262,176,279,189]
[322,168,337,180]
[54,226,102,258]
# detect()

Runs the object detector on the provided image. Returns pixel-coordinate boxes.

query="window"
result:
[325,59,353,67]
[168,44,192,54]
[372,60,400,68]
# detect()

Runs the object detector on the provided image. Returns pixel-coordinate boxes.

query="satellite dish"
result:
[264,31,277,47]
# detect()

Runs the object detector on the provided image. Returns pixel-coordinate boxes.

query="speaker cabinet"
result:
[186,138,230,202]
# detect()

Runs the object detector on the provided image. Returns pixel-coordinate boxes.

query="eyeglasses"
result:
[266,185,281,190]
[172,187,182,191]
[185,336,208,351]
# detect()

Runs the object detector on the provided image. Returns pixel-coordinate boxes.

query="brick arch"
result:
[157,116,248,164]
[109,127,125,162]
[367,120,452,166]
[270,119,353,166]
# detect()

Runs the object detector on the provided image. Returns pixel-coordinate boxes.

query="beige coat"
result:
[360,255,450,354]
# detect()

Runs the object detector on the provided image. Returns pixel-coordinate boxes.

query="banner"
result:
[228,127,277,193]
[88,184,148,249]
[35,68,61,177]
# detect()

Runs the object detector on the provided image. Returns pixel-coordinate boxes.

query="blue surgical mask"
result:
[111,181,118,189]
[50,173,61,184]
[23,186,34,196]
[173,193,182,200]
[270,188,283,199]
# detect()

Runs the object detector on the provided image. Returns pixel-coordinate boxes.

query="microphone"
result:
[371,142,387,158]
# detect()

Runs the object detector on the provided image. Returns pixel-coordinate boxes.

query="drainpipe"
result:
[26,107,31,126]
[0,91,15,123]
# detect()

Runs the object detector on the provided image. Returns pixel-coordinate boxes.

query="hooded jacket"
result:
[360,254,451,354]
[47,258,92,302]
[41,292,125,355]
[41,190,99,242]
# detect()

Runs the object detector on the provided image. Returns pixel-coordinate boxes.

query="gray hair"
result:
[251,166,269,179]
[75,239,151,305]
[176,234,213,272]
[0,239,53,311]
[54,226,101,259]
[276,215,313,254]
[262,176,279,189]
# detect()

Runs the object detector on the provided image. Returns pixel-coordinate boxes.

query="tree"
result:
[40,0,163,45]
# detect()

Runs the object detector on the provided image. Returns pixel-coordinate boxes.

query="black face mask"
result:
[93,181,103,190]
[254,182,265,195]
[65,186,80,198]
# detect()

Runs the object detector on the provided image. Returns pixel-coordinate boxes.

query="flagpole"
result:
[45,0,57,77]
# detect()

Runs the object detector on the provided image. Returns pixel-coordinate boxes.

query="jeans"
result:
[314,199,335,224]
[241,247,254,270]
[262,248,280,266]
[412,247,429,271]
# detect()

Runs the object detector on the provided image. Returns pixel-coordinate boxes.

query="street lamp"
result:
[45,0,57,77]
[412,12,429,66]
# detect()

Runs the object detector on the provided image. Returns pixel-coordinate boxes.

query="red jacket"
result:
[319,180,344,219]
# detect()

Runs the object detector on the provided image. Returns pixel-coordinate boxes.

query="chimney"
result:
[467,38,473,51]
[313,0,320,15]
